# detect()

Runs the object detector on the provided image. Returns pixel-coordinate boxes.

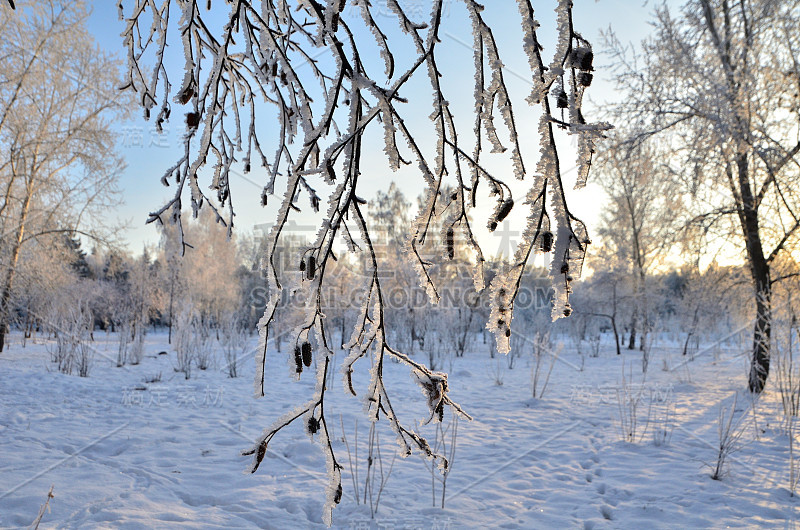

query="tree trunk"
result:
[168,274,174,345]
[0,186,32,353]
[749,284,771,393]
[734,153,772,393]
[628,312,637,350]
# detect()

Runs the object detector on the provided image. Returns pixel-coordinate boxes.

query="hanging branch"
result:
[120,0,609,524]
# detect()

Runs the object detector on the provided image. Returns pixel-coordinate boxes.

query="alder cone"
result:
[556,89,568,109]
[334,484,342,504]
[179,86,194,104]
[496,198,514,223]
[445,227,454,260]
[307,416,319,434]
[186,111,200,128]
[540,231,553,252]
[306,256,316,280]
[294,346,303,374]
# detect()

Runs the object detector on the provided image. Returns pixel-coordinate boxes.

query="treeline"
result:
[2,185,769,375]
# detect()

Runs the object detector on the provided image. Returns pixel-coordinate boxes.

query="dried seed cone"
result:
[294,346,303,374]
[186,112,200,128]
[496,198,514,223]
[445,227,455,260]
[306,256,316,280]
[307,416,319,434]
[540,231,553,252]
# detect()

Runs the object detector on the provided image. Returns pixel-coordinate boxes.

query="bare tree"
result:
[595,137,680,351]
[120,1,609,523]
[607,0,800,392]
[0,0,127,352]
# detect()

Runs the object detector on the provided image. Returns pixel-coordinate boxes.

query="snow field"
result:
[1,330,799,528]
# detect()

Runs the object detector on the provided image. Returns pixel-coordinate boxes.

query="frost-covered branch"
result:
[120,0,608,523]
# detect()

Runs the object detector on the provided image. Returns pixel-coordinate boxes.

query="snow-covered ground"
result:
[1,329,799,528]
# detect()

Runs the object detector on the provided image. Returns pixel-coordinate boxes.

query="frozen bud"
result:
[255,441,267,468]
[560,263,569,274]
[301,341,312,367]
[579,72,593,87]
[563,304,573,317]
[179,86,195,105]
[488,220,498,232]
[244,440,268,473]
[334,483,343,504]
[299,259,306,272]
[505,328,511,337]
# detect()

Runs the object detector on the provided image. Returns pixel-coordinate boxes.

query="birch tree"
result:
[607,0,800,393]
[0,0,127,351]
[120,1,610,523]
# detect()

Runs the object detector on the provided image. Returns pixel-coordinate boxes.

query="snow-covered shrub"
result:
[710,394,746,480]
[566,313,590,356]
[44,291,93,377]
[508,330,526,370]
[789,416,800,496]
[652,400,675,447]
[194,324,213,371]
[530,332,557,399]
[75,340,93,378]
[615,364,652,443]
[420,414,459,509]
[173,308,194,380]
[220,314,249,378]
[442,308,474,359]
[487,355,505,387]
[774,324,800,418]
[588,333,601,358]
[340,417,396,519]
[129,321,145,366]
[116,321,130,367]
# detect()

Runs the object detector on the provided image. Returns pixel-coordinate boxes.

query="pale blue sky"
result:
[88,1,663,256]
